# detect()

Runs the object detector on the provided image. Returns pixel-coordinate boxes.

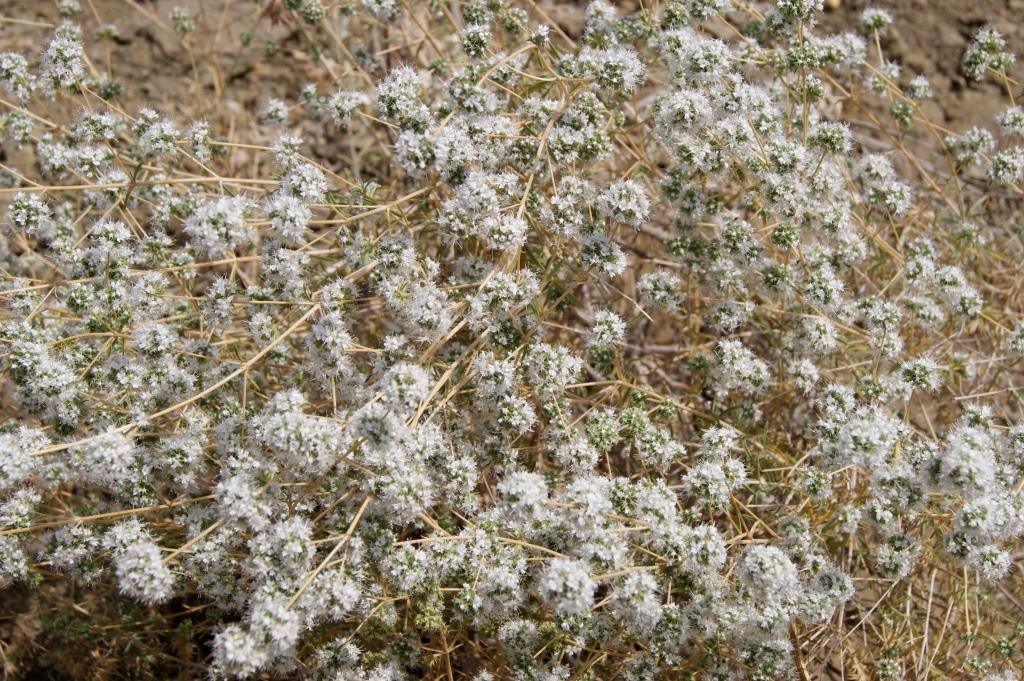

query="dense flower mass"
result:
[1,1,1024,679]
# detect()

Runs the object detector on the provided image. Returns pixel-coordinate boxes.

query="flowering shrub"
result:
[1,0,1024,678]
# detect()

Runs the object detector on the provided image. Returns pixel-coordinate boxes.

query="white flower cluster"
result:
[0,1,1023,679]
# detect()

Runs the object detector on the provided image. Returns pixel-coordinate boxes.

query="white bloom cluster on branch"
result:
[0,1,1022,679]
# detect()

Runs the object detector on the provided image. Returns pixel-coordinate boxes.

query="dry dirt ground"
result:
[2,0,1018,128]
[539,0,1023,129]
[819,0,1024,129]
[0,0,340,166]
[0,0,1018,161]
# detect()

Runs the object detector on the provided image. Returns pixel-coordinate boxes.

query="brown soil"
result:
[819,0,1024,129]
[1,0,1017,139]
[537,0,1024,129]
[0,1,336,149]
